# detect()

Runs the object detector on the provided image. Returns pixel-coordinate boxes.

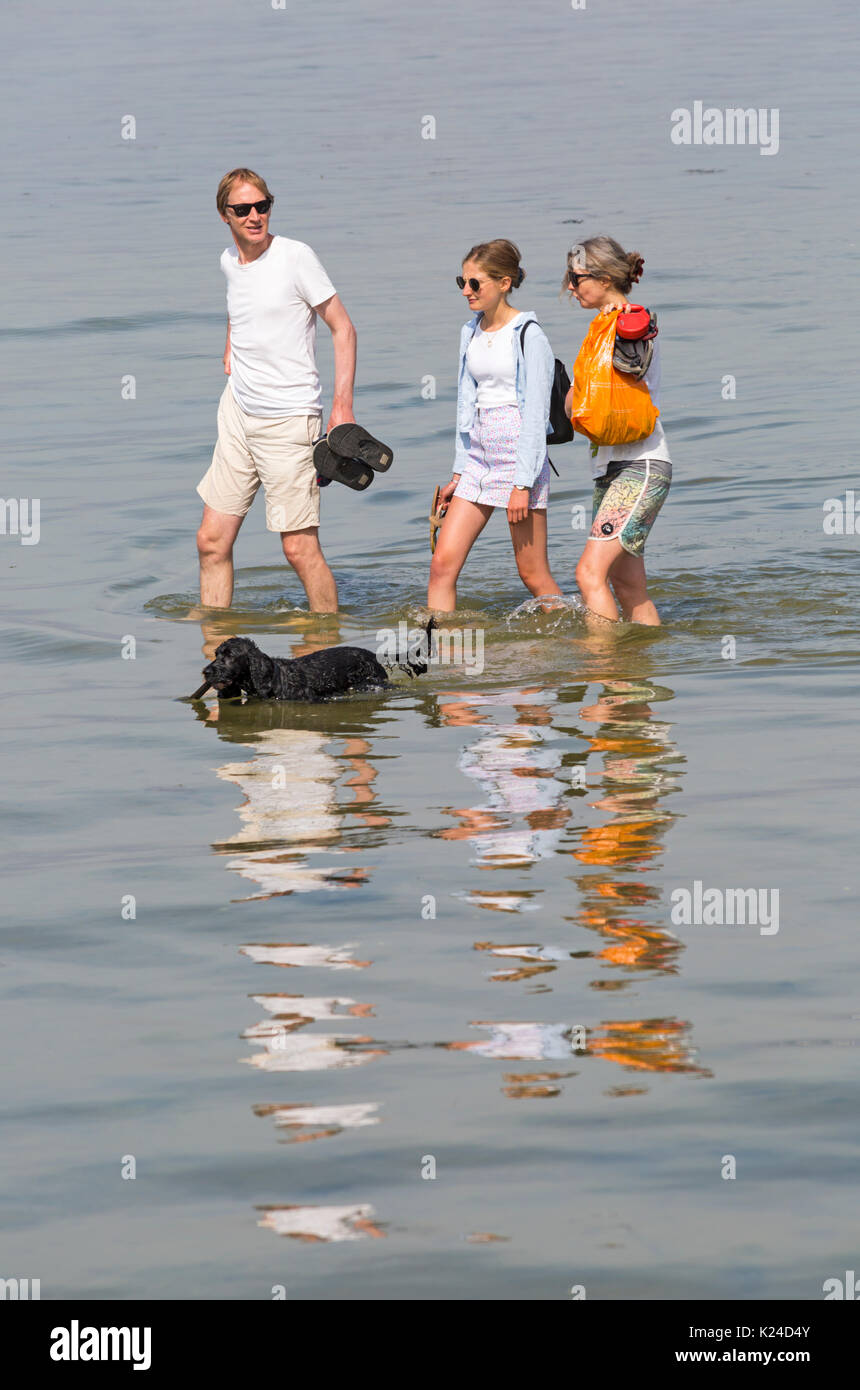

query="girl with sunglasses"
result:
[563,237,671,627]
[427,240,562,611]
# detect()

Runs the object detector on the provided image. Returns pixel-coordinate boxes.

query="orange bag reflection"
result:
[570,308,658,446]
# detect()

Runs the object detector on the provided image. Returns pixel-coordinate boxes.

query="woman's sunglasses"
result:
[456,275,485,293]
[227,198,273,218]
[568,269,599,288]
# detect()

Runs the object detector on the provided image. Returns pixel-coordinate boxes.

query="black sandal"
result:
[313,438,374,491]
[327,423,393,472]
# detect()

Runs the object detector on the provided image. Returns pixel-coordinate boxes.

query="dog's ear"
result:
[245,645,280,699]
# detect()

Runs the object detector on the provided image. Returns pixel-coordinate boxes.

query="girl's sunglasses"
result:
[456,275,484,293]
[227,198,273,218]
[568,269,598,288]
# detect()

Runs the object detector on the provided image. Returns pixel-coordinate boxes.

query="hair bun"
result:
[630,254,645,284]
[515,267,525,287]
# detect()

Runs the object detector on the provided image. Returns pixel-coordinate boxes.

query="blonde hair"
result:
[216,168,273,217]
[463,239,525,292]
[563,236,644,295]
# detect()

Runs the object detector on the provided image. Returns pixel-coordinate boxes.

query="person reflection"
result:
[188,662,389,1236]
[188,694,389,898]
[257,1203,385,1242]
[437,687,569,911]
[195,613,346,664]
[571,680,683,977]
[567,679,709,1079]
[439,677,709,1090]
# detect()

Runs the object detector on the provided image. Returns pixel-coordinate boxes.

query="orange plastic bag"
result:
[569,309,659,446]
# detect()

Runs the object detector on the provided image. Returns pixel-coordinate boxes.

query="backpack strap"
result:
[520,321,560,475]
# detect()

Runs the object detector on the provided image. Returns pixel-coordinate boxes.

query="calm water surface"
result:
[1,0,858,1299]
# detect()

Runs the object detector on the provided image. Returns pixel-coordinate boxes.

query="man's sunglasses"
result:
[456,275,485,293]
[227,198,273,218]
[568,269,599,288]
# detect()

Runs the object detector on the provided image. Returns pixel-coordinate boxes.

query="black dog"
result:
[192,625,432,703]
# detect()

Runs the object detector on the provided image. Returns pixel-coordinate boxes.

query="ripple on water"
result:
[142,548,853,687]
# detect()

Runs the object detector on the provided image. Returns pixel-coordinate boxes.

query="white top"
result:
[222,234,336,417]
[466,321,518,408]
[592,335,672,477]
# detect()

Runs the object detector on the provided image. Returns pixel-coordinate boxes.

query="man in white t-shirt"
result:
[196,168,357,611]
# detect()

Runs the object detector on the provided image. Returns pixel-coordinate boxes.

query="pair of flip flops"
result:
[314,424,393,492]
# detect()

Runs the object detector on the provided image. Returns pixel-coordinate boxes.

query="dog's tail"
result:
[387,617,436,679]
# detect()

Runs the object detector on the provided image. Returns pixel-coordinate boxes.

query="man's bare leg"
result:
[197,505,244,607]
[282,527,338,612]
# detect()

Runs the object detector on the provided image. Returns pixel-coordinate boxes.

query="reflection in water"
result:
[444,1021,579,1100]
[240,943,370,970]
[446,1021,576,1059]
[191,690,390,1234]
[458,889,541,913]
[241,934,384,1230]
[243,992,380,1072]
[251,992,374,1021]
[213,729,378,898]
[439,689,570,912]
[254,1101,381,1144]
[192,646,708,1248]
[475,940,582,984]
[190,691,390,900]
[588,1018,708,1075]
[439,674,709,1092]
[195,614,351,666]
[502,1074,573,1100]
[241,1027,386,1072]
[571,682,686,997]
[256,1204,385,1242]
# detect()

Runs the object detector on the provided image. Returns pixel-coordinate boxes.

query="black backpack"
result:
[520,319,573,445]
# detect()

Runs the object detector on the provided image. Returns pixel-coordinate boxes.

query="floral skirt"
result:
[455,405,551,510]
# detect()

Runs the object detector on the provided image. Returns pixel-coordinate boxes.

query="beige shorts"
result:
[197,384,322,532]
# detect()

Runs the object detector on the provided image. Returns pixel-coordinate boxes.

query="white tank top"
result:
[466,321,518,408]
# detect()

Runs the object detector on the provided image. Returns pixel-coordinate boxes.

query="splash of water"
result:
[506,593,584,633]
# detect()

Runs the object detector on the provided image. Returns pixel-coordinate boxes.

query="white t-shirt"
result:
[592,335,672,478]
[466,322,518,408]
[222,234,337,417]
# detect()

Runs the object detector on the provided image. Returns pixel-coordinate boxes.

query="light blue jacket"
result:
[455,310,554,490]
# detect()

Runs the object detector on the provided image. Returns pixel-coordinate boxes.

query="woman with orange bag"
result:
[563,237,671,627]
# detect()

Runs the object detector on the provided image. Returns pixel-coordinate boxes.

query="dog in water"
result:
[192,622,433,702]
